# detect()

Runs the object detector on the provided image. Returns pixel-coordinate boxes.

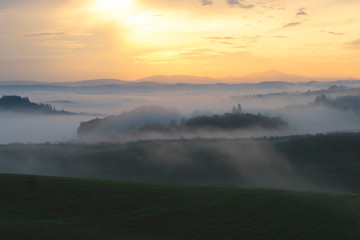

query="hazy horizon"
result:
[1,69,359,85]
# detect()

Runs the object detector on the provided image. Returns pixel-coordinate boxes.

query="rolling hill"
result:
[0,174,360,240]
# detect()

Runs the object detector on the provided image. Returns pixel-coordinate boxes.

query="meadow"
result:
[1,174,360,240]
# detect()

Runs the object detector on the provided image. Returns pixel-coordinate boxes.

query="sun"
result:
[94,0,133,12]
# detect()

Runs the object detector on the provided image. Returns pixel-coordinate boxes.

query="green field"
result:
[1,174,360,240]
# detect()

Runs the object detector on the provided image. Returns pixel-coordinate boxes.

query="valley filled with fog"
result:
[1,78,360,144]
[1,78,360,191]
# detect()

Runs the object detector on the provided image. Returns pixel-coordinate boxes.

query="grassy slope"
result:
[1,174,360,240]
[273,133,360,191]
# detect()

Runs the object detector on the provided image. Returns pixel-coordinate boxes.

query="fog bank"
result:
[0,140,326,191]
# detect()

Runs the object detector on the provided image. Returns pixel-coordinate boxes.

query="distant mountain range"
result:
[0,70,359,90]
[239,70,330,82]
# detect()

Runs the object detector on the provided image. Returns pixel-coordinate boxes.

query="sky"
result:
[0,0,359,82]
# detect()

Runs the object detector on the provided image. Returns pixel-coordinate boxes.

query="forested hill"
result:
[186,113,286,129]
[77,105,287,139]
[314,94,360,112]
[0,95,72,114]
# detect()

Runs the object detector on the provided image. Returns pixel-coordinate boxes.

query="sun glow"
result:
[93,0,133,13]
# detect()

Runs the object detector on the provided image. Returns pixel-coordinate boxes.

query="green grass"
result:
[1,174,360,239]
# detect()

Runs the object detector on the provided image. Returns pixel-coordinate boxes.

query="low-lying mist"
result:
[1,85,360,144]
[272,104,360,134]
[0,112,93,144]
[0,139,328,191]
[1,84,360,192]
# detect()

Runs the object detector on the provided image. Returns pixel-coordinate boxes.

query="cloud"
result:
[179,48,214,57]
[349,40,360,45]
[226,0,255,9]
[35,40,86,49]
[240,35,261,44]
[208,35,260,44]
[206,36,238,46]
[296,8,307,16]
[282,22,302,28]
[239,3,255,9]
[274,35,287,38]
[207,36,236,40]
[24,32,67,37]
[346,39,360,48]
[328,31,344,36]
[200,0,213,5]
[227,0,240,5]
[232,45,250,48]
[321,30,344,36]
[220,42,233,45]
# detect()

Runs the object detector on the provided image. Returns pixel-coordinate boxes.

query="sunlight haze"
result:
[0,0,359,82]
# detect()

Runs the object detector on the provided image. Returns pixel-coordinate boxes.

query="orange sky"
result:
[0,0,359,82]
